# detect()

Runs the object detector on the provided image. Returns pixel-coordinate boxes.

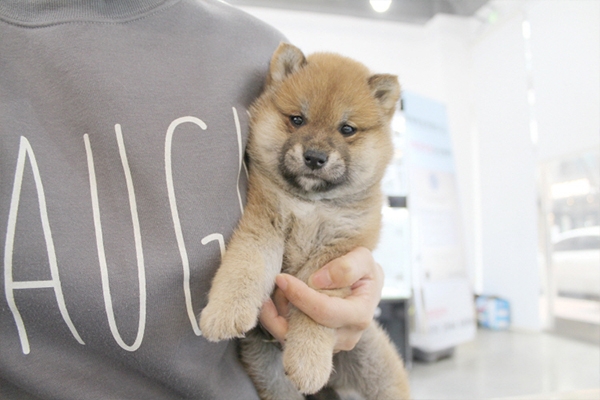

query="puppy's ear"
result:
[368,74,401,117]
[266,43,307,87]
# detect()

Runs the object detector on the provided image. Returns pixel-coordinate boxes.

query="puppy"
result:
[199,43,410,400]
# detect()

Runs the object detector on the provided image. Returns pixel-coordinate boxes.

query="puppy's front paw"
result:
[283,344,332,395]
[199,300,258,342]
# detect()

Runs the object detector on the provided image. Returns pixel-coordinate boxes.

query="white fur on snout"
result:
[324,151,346,181]
[283,144,306,174]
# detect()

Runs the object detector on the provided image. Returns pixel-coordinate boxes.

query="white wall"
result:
[472,13,541,331]
[527,0,600,161]
[469,0,600,331]
[240,1,600,331]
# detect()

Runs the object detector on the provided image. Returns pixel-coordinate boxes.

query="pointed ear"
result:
[368,74,401,116]
[266,42,307,87]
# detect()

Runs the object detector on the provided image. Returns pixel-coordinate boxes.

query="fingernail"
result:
[310,269,332,289]
[275,274,288,291]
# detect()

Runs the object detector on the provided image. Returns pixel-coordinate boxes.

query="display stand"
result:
[402,92,476,361]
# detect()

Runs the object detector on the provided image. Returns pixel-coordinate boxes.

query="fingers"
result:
[309,246,383,290]
[275,274,373,330]
[258,298,288,344]
[272,286,290,317]
[257,290,363,352]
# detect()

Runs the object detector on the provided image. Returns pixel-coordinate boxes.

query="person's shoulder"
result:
[179,0,286,42]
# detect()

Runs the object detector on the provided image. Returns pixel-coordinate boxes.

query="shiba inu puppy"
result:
[199,43,410,400]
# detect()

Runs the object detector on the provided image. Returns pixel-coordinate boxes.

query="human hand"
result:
[258,247,384,352]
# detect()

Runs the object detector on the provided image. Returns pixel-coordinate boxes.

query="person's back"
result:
[0,1,282,398]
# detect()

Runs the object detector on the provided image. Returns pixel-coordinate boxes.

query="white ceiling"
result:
[226,0,491,24]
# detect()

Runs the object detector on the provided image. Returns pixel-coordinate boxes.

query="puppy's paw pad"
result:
[199,302,258,342]
[283,350,332,395]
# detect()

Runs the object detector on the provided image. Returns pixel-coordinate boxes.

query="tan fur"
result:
[199,43,410,399]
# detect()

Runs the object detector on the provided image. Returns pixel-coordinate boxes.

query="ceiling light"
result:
[522,20,531,39]
[370,0,392,13]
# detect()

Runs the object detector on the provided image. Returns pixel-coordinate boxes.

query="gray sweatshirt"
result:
[0,0,283,398]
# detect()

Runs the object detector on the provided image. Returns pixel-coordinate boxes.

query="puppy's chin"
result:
[279,170,347,194]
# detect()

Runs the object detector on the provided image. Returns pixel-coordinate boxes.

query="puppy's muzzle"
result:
[303,149,328,170]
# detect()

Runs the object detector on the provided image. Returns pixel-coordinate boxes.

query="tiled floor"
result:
[408,329,600,400]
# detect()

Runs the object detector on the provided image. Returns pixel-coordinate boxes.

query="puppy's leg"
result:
[330,322,410,400]
[240,328,304,400]
[283,306,336,395]
[199,190,285,341]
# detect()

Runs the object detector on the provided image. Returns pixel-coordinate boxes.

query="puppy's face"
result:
[249,44,400,200]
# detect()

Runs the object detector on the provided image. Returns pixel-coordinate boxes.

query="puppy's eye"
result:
[340,124,357,137]
[290,115,304,127]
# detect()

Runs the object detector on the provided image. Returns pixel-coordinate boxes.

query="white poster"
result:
[403,92,476,352]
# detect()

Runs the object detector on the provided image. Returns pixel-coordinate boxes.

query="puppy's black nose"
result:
[303,149,328,170]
